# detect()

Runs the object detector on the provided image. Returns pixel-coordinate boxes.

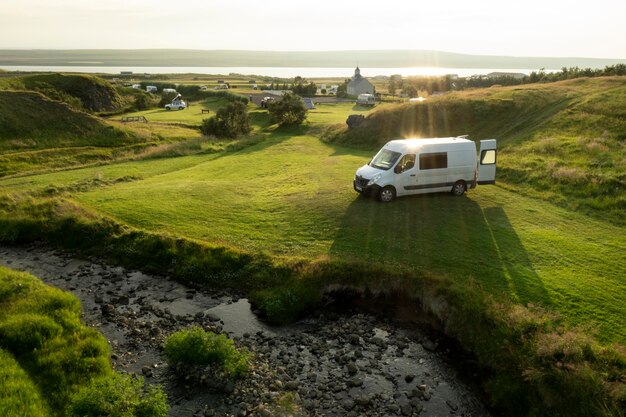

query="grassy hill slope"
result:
[0,266,167,416]
[0,91,149,176]
[323,77,626,224]
[0,73,124,112]
[0,91,130,148]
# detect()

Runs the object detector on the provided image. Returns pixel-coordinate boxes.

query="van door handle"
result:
[410,174,416,176]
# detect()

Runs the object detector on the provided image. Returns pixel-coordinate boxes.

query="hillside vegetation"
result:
[324,77,626,224]
[0,73,124,112]
[0,90,147,176]
[0,266,167,416]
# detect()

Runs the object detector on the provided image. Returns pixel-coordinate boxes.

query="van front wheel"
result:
[378,186,396,203]
[451,181,466,196]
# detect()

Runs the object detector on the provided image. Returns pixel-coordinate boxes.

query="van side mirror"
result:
[394,164,402,174]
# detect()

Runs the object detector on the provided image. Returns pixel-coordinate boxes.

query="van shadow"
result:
[329,193,551,306]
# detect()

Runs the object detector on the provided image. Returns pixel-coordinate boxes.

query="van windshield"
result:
[369,149,401,170]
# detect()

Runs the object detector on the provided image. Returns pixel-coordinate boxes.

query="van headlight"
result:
[367,174,382,186]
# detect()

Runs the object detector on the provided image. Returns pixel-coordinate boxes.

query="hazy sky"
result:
[1,0,625,58]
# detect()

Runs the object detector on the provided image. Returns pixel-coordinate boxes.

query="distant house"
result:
[487,72,526,80]
[120,71,133,76]
[347,67,374,96]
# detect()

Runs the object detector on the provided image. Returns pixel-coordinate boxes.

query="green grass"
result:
[4,127,622,343]
[0,74,624,417]
[323,77,626,225]
[0,266,168,417]
[118,97,231,126]
[0,348,48,417]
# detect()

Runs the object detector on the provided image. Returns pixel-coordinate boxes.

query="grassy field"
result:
[1,84,624,342]
[1,74,624,416]
[2,127,624,343]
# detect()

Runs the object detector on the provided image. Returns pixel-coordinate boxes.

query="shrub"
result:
[66,373,168,417]
[200,101,251,139]
[267,93,307,126]
[134,92,153,110]
[164,327,251,378]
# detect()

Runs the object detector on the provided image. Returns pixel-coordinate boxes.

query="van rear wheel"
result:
[378,186,396,202]
[451,181,466,196]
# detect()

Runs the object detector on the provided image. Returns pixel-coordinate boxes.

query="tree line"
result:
[391,64,626,96]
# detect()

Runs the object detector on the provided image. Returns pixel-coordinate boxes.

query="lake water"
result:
[0,65,555,78]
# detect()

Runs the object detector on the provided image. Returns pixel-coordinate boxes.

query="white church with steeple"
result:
[347,66,374,96]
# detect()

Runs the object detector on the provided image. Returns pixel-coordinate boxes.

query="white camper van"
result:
[353,137,497,202]
[356,93,376,107]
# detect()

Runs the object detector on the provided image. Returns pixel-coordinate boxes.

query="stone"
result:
[347,363,358,375]
[101,304,116,317]
[446,399,459,411]
[348,377,363,387]
[223,381,235,394]
[342,399,355,410]
[422,339,438,352]
[141,366,153,378]
[284,381,299,391]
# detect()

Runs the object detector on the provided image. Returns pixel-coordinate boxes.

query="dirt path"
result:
[0,244,491,417]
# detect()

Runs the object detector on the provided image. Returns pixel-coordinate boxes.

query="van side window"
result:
[395,154,416,173]
[419,152,447,170]
[481,150,496,165]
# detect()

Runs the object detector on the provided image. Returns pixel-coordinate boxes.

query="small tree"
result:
[268,93,307,126]
[200,101,251,138]
[134,92,152,110]
[402,84,418,98]
[336,79,350,98]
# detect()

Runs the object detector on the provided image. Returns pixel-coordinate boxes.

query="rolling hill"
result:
[324,77,626,224]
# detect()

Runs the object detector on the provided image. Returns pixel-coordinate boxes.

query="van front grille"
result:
[354,176,369,188]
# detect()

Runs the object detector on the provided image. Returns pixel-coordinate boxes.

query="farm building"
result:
[347,67,374,96]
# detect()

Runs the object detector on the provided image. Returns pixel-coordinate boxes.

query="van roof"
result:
[384,137,473,152]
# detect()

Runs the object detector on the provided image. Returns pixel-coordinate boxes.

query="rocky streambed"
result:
[0,244,492,417]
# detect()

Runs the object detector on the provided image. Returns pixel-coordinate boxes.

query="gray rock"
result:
[141,366,153,377]
[347,363,358,375]
[284,381,299,391]
[342,399,355,410]
[422,339,438,352]
[446,399,459,411]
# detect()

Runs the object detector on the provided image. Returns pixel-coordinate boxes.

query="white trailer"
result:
[353,137,497,202]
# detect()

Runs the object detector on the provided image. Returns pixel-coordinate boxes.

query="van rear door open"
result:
[477,140,497,185]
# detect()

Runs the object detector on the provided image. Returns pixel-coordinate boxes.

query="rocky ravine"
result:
[0,244,492,417]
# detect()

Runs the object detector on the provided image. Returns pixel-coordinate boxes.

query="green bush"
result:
[200,101,251,139]
[134,92,153,110]
[164,327,251,378]
[66,373,168,417]
[267,93,307,126]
